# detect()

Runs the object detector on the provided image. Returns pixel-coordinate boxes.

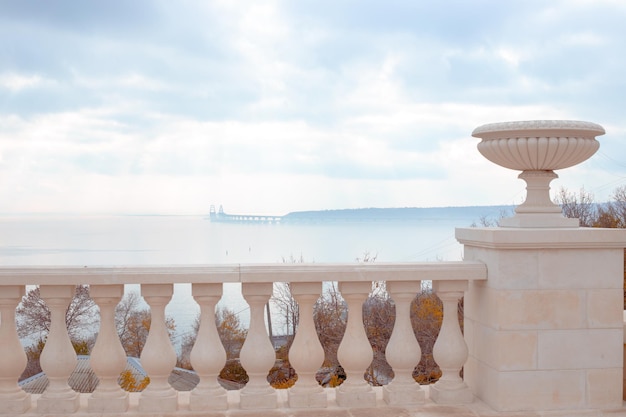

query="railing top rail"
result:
[0,261,486,285]
[239,261,486,283]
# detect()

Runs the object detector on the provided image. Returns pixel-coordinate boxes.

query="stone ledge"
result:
[9,387,626,417]
[456,227,626,250]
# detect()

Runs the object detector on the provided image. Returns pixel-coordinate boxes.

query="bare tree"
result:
[363,288,394,386]
[115,291,144,347]
[271,282,299,340]
[612,185,626,227]
[271,254,308,340]
[215,307,247,360]
[470,207,514,227]
[119,310,151,357]
[177,315,200,369]
[554,186,597,227]
[16,285,97,342]
[355,251,377,263]
[314,282,347,372]
[597,185,626,228]
[114,292,175,358]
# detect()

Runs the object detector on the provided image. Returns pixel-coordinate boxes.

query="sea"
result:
[0,210,496,345]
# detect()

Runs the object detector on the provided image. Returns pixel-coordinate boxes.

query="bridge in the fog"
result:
[209,205,283,224]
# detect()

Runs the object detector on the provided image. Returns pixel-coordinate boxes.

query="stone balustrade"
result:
[0,262,486,415]
[0,238,625,417]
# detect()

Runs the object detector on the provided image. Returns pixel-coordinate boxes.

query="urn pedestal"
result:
[472,120,605,228]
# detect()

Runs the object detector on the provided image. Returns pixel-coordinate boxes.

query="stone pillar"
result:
[383,280,425,405]
[0,285,31,414]
[458,227,626,412]
[288,282,326,408]
[239,282,277,409]
[139,284,178,413]
[189,283,228,411]
[336,281,376,407]
[38,285,80,413]
[430,280,472,404]
[89,284,129,413]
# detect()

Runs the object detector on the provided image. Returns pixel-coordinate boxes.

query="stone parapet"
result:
[458,226,626,412]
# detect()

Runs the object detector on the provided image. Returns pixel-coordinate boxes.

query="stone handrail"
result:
[0,262,486,415]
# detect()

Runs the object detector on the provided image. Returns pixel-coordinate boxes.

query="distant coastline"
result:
[210,205,514,224]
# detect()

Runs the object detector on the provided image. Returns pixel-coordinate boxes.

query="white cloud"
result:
[496,47,523,67]
[0,73,46,91]
[0,1,624,214]
[559,32,607,47]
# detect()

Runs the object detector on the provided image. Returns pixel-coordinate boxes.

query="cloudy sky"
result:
[1,0,625,215]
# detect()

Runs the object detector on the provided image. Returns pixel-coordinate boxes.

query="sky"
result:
[1,0,625,215]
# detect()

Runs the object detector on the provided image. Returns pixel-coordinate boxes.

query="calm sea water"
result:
[0,214,475,343]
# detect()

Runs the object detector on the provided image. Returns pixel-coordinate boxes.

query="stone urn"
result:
[472,120,605,227]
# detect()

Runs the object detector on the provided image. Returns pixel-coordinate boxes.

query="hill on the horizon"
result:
[282,205,514,223]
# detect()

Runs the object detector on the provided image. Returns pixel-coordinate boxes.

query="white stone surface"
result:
[383,280,425,405]
[459,225,626,412]
[537,248,624,289]
[475,365,586,412]
[288,282,327,408]
[89,284,129,413]
[12,386,626,416]
[38,285,80,414]
[587,368,623,409]
[471,120,604,172]
[538,329,622,370]
[430,280,472,405]
[0,285,31,414]
[189,283,228,411]
[239,282,277,409]
[587,289,624,328]
[336,281,376,408]
[138,284,178,413]
[0,262,487,285]
[474,326,537,371]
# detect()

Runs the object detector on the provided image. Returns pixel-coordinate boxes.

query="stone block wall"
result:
[458,227,626,412]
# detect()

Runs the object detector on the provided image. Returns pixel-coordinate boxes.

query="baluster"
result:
[288,282,326,408]
[88,285,128,413]
[189,283,227,411]
[0,285,31,414]
[336,281,376,407]
[37,285,80,413]
[430,280,473,404]
[138,284,178,412]
[383,281,425,405]
[239,282,277,409]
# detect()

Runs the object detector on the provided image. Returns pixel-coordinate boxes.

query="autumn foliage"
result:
[118,370,150,392]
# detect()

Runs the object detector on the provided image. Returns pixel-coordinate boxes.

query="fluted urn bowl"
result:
[472,120,605,228]
[472,120,604,171]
